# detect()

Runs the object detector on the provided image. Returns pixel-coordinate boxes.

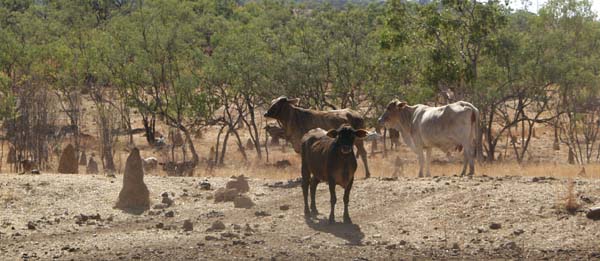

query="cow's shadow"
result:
[304,216,364,245]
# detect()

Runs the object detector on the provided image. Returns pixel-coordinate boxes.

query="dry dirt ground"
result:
[1,172,600,260]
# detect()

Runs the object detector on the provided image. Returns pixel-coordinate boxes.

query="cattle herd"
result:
[264,96,480,224]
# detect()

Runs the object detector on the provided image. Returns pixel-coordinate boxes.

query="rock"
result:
[182,219,193,231]
[233,195,254,209]
[156,223,164,229]
[162,197,174,206]
[452,242,460,250]
[86,157,99,174]
[57,144,78,174]
[164,211,175,218]
[489,223,502,230]
[500,241,520,251]
[115,148,150,210]
[254,211,271,217]
[587,206,600,220]
[26,221,36,230]
[221,231,239,238]
[199,181,211,190]
[532,177,540,182]
[226,175,250,193]
[31,169,40,174]
[153,203,169,210]
[79,151,87,166]
[214,188,239,203]
[580,195,593,204]
[279,205,290,211]
[513,229,525,236]
[205,235,218,241]
[210,220,225,231]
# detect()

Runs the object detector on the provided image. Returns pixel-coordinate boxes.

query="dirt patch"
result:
[1,174,599,260]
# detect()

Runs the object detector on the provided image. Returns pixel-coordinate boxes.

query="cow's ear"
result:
[326,129,338,138]
[354,129,368,139]
[287,98,300,105]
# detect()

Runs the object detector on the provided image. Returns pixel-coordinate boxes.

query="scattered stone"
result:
[182,219,193,231]
[221,231,239,238]
[489,223,502,230]
[205,235,218,241]
[115,148,150,211]
[210,220,226,231]
[199,181,212,190]
[156,223,164,229]
[214,188,239,203]
[513,229,525,236]
[254,211,271,217]
[26,221,36,230]
[532,177,540,182]
[164,211,175,218]
[580,195,594,204]
[587,206,600,220]
[279,205,290,211]
[233,195,254,209]
[226,175,250,193]
[57,144,78,174]
[153,203,169,210]
[266,178,302,189]
[162,196,174,206]
[452,242,460,250]
[31,169,40,174]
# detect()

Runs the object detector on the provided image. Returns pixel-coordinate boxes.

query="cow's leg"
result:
[460,146,469,176]
[310,177,319,215]
[328,176,337,224]
[417,149,425,177]
[355,140,371,178]
[467,146,475,176]
[302,165,310,216]
[343,178,354,224]
[425,148,432,177]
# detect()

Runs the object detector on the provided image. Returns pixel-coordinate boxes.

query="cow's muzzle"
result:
[340,145,353,154]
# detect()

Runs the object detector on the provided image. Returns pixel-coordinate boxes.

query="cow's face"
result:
[378,99,407,128]
[327,125,368,154]
[264,96,300,119]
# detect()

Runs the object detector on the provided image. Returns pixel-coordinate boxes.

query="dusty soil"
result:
[1,173,599,260]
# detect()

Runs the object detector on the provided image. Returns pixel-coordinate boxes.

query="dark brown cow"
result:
[301,125,367,224]
[264,96,371,178]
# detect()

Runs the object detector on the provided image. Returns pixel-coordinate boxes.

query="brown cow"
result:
[301,125,367,224]
[264,96,371,178]
[264,123,286,145]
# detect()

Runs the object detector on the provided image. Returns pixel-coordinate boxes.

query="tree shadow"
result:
[304,216,365,245]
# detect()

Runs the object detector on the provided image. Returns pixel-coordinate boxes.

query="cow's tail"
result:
[471,107,481,161]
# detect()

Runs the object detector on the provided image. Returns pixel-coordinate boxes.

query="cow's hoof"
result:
[329,216,335,224]
[304,209,311,217]
[310,208,319,216]
[343,216,352,224]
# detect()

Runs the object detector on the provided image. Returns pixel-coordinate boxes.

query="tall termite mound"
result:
[115,148,150,210]
[58,144,78,174]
